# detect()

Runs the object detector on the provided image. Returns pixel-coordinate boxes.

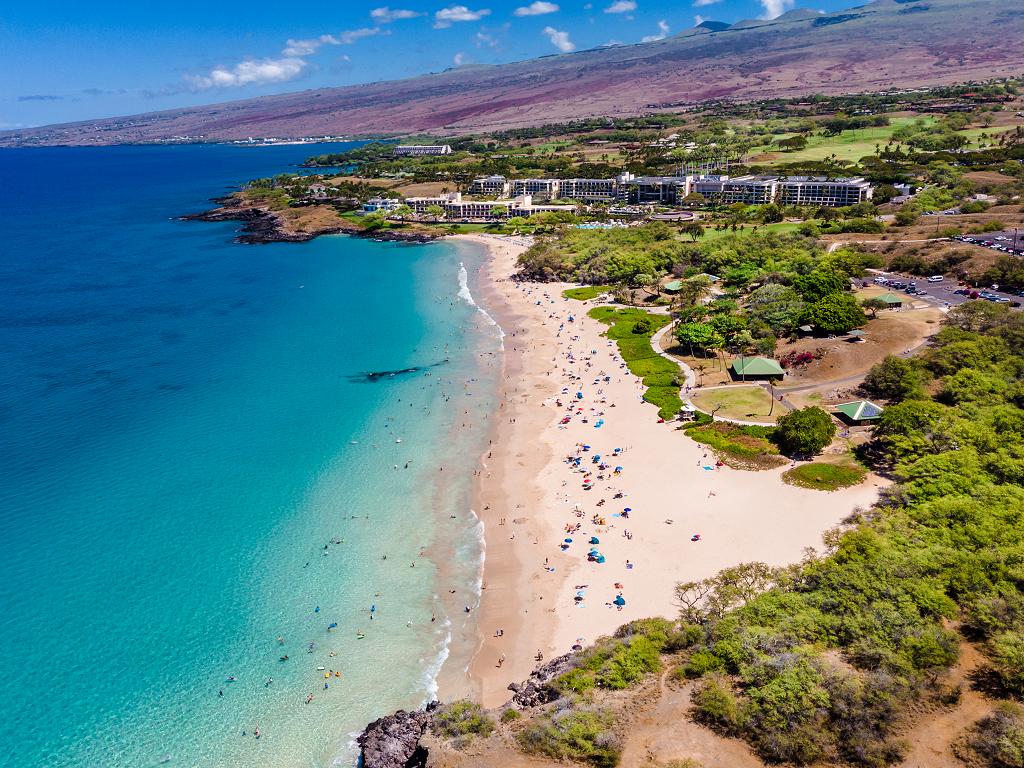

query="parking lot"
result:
[863,271,1023,309]
[957,231,1024,258]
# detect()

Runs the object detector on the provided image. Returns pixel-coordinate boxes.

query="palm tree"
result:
[694,363,707,387]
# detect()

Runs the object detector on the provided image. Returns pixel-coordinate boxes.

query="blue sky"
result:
[1,0,863,129]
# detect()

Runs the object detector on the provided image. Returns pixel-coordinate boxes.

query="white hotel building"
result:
[404,192,576,219]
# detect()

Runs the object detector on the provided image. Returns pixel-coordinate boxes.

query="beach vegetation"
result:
[563,285,613,301]
[862,355,925,402]
[554,635,663,695]
[774,407,837,456]
[964,702,1024,768]
[657,303,1024,765]
[501,708,522,723]
[783,462,867,491]
[517,704,621,768]
[433,699,496,740]
[682,422,785,470]
[691,676,743,732]
[588,307,681,419]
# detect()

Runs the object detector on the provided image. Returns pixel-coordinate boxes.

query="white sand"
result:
[450,234,882,707]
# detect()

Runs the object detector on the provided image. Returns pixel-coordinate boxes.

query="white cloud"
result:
[370,7,421,22]
[542,26,575,52]
[188,26,385,91]
[434,5,491,28]
[693,0,722,6]
[186,57,308,89]
[605,0,636,12]
[759,0,794,18]
[515,1,559,15]
[694,14,705,24]
[641,19,670,41]
[282,28,382,56]
[454,52,468,65]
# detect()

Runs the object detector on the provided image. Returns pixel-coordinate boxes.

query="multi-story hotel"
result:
[460,173,873,208]
[467,175,511,198]
[511,178,562,200]
[404,192,576,219]
[775,177,874,206]
[392,145,453,156]
[559,177,620,202]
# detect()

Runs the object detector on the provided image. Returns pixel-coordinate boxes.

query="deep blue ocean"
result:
[0,144,500,767]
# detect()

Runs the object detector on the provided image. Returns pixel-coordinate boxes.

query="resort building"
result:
[511,178,561,201]
[467,175,511,198]
[776,177,874,206]
[404,192,576,220]
[362,197,403,213]
[393,145,452,156]
[622,176,691,205]
[559,177,620,202]
[692,175,873,207]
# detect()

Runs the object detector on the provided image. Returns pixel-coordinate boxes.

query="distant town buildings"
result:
[392,145,452,156]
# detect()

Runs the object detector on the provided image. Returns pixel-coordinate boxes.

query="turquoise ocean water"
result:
[0,144,500,767]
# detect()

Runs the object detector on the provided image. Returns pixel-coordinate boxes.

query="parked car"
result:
[927,275,944,283]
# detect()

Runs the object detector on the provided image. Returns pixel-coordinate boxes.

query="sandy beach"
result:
[451,233,883,708]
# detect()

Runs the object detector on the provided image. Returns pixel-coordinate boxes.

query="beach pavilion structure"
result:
[730,356,785,381]
[834,400,884,425]
[876,293,904,309]
[662,279,684,294]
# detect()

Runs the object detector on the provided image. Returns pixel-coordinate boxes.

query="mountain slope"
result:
[3,0,1022,147]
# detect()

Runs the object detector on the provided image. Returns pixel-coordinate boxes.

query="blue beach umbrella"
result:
[613,595,626,606]
[589,537,600,544]
[564,538,573,543]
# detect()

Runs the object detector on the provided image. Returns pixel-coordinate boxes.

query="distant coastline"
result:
[182,194,438,245]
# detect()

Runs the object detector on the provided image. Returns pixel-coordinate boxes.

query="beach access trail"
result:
[452,234,882,708]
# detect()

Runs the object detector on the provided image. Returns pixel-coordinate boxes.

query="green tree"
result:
[775,407,836,456]
[861,297,890,318]
[681,221,705,242]
[675,322,725,358]
[424,204,446,221]
[863,356,923,402]
[746,284,807,337]
[760,204,784,224]
[803,293,868,334]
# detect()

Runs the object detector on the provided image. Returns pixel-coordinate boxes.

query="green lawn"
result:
[563,285,613,301]
[588,307,680,419]
[782,461,867,491]
[697,221,801,241]
[752,117,944,164]
[691,386,780,424]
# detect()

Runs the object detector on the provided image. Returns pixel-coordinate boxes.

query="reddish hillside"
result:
[3,0,1023,147]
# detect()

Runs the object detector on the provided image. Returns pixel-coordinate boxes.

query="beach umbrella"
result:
[589,537,600,544]
[613,596,626,606]
[623,507,632,512]
[596,555,606,563]
[564,538,573,543]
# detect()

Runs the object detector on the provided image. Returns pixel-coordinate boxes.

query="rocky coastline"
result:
[356,653,575,768]
[182,196,440,245]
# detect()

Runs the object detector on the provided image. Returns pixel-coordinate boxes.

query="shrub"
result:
[501,708,522,723]
[968,702,1024,768]
[633,318,653,334]
[433,700,495,740]
[692,676,742,732]
[518,706,621,768]
[554,635,663,693]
